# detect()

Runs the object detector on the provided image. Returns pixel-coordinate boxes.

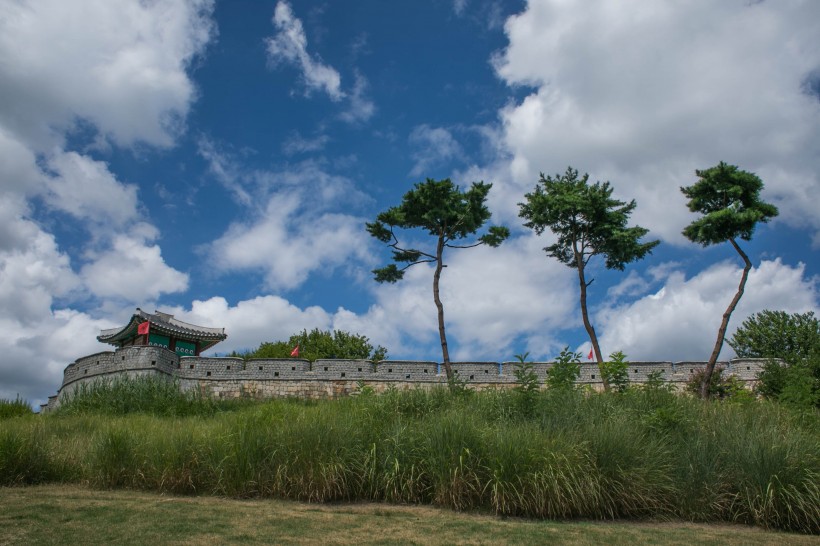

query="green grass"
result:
[1,485,817,545]
[2,378,818,534]
[0,396,32,419]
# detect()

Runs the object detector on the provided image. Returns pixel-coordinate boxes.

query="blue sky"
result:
[1,0,818,405]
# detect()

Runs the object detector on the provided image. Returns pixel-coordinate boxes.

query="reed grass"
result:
[2,379,818,533]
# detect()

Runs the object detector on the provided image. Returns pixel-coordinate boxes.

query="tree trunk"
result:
[576,250,608,391]
[433,233,453,380]
[700,238,752,399]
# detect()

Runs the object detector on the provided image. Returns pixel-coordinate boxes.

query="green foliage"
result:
[56,376,248,417]
[600,351,630,393]
[519,167,659,271]
[729,310,819,365]
[366,178,509,283]
[512,352,540,417]
[3,389,819,533]
[680,162,778,246]
[0,396,32,419]
[643,370,674,393]
[684,367,750,401]
[730,310,820,409]
[546,347,581,391]
[244,328,387,362]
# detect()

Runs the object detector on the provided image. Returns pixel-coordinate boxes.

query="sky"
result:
[1,0,818,406]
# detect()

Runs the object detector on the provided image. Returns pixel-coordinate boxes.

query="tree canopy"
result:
[681,162,778,246]
[366,178,509,379]
[519,167,658,390]
[729,310,819,366]
[238,328,387,362]
[681,162,778,398]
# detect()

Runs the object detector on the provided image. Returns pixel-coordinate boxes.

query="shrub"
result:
[546,347,581,391]
[600,351,630,393]
[512,352,540,418]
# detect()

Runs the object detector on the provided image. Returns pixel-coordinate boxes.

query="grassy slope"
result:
[1,484,817,546]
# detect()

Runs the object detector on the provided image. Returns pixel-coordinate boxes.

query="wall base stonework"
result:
[42,346,771,411]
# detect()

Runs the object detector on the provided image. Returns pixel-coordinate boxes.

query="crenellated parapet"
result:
[42,346,772,412]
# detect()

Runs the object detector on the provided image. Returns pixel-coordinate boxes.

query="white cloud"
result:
[0,220,80,325]
[491,0,820,243]
[596,259,819,362]
[0,0,216,150]
[281,132,330,156]
[81,228,189,301]
[409,124,464,177]
[266,1,344,101]
[177,296,333,354]
[0,308,115,406]
[209,192,371,290]
[42,151,140,227]
[339,72,376,124]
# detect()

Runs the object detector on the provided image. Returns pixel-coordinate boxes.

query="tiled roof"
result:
[97,308,227,350]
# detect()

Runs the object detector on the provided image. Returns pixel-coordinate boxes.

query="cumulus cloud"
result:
[266,1,344,101]
[0,309,115,406]
[0,0,216,150]
[80,226,189,301]
[490,0,820,243]
[596,259,819,362]
[42,151,140,227]
[209,192,371,290]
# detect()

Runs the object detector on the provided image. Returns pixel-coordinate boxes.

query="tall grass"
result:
[0,396,32,419]
[2,383,818,533]
[57,376,252,417]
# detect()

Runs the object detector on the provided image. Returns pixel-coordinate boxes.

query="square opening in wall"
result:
[406,374,410,379]
[747,366,750,370]
[424,369,428,374]
[226,365,230,370]
[275,372,279,377]
[291,366,295,371]
[206,371,211,377]
[122,357,125,361]
[591,374,596,379]
[388,368,392,373]
[324,367,328,371]
[469,375,474,380]
[190,365,194,369]
[152,361,156,366]
[485,369,489,374]
[259,366,263,371]
[358,367,362,372]
[341,372,346,378]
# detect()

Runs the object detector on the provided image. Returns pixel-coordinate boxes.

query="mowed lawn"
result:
[1,485,816,545]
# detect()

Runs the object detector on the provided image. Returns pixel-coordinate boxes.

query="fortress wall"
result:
[373,360,441,382]
[56,346,177,403]
[44,347,772,411]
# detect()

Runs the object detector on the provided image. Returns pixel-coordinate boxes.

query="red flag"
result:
[137,321,150,335]
[587,347,594,360]
[290,345,299,357]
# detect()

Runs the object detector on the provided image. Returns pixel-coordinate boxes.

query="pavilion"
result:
[97,308,227,357]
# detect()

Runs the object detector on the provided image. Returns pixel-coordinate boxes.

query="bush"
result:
[512,352,540,418]
[546,347,581,391]
[685,367,749,400]
[600,351,630,393]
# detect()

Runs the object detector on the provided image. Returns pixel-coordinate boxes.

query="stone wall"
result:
[42,346,771,411]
